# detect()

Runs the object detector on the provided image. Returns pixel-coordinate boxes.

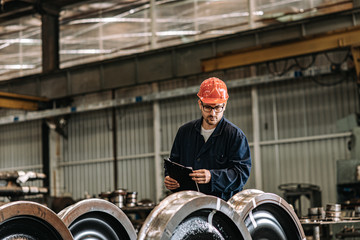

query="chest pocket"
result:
[215,154,228,167]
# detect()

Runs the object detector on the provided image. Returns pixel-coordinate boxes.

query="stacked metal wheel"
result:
[58,198,137,240]
[0,201,73,240]
[0,190,305,240]
[0,199,138,240]
[138,191,251,239]
[228,189,305,240]
[139,190,305,240]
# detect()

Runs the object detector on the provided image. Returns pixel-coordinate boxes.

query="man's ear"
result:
[223,102,227,111]
[198,100,202,110]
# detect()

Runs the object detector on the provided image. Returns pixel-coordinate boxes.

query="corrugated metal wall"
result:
[0,120,43,201]
[257,76,356,213]
[116,103,155,202]
[61,110,114,200]
[59,103,156,201]
[0,120,42,171]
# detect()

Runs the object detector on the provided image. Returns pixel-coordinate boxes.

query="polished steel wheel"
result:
[228,189,305,240]
[138,191,251,240]
[58,198,137,240]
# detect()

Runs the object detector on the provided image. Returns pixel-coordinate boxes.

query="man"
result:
[164,77,251,201]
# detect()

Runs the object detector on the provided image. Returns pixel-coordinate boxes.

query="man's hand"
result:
[164,176,180,190]
[190,169,211,184]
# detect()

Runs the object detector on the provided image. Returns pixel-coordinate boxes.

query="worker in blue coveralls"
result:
[164,77,252,201]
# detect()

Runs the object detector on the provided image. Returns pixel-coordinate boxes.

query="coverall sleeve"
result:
[210,132,251,194]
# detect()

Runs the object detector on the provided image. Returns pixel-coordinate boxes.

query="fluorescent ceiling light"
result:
[88,2,116,9]
[60,49,113,54]
[0,39,41,44]
[68,11,263,25]
[70,17,151,24]
[61,29,234,44]
[0,65,35,70]
[157,31,200,36]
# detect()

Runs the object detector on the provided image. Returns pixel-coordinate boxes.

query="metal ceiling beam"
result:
[0,65,336,125]
[0,91,49,110]
[0,7,359,99]
[202,27,360,75]
[0,6,35,22]
[42,9,59,73]
[0,0,88,22]
[0,98,38,110]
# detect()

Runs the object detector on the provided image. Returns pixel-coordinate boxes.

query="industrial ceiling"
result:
[0,0,355,81]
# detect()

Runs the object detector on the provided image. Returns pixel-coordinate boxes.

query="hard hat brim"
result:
[200,97,228,104]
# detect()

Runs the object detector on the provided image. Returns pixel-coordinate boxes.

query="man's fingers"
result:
[164,176,180,190]
[190,169,211,184]
[167,182,179,186]
[165,176,178,184]
[165,181,179,186]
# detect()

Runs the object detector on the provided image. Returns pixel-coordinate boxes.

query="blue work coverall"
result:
[169,117,251,201]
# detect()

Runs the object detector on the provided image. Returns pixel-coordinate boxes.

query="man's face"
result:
[198,100,226,129]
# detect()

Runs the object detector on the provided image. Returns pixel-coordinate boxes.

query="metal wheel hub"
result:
[245,210,287,240]
[69,212,124,240]
[0,216,64,240]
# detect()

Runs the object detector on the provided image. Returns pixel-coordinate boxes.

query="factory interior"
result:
[0,0,360,239]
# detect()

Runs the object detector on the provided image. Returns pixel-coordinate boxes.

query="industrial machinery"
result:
[336,114,360,205]
[278,183,322,217]
[300,203,360,240]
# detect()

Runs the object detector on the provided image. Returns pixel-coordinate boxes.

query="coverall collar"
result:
[194,116,225,137]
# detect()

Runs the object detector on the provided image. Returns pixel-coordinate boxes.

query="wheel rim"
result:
[0,201,73,240]
[228,189,305,240]
[58,198,137,240]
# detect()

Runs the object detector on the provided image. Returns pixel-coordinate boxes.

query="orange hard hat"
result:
[197,77,229,104]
